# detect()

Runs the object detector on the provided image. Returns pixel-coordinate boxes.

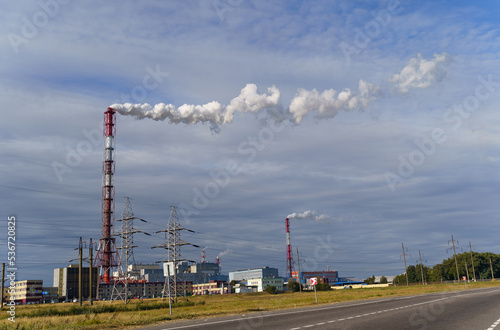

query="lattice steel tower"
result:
[153,206,198,302]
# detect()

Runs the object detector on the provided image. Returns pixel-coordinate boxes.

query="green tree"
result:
[265,286,277,294]
[316,283,331,291]
[364,276,375,284]
[287,280,300,292]
[380,276,388,284]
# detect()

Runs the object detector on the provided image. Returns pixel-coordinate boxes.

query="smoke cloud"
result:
[217,249,231,258]
[110,53,449,129]
[287,210,334,223]
[289,79,380,124]
[110,84,280,132]
[389,53,451,93]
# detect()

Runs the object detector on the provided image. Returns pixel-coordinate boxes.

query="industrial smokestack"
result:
[95,107,120,284]
[285,217,294,279]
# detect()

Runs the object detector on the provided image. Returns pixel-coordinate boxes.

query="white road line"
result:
[487,317,500,330]
[288,294,473,329]
[151,288,500,330]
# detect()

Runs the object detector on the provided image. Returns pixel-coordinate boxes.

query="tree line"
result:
[393,252,500,284]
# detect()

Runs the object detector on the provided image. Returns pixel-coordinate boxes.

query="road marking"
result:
[287,294,493,329]
[487,317,500,330]
[152,288,500,330]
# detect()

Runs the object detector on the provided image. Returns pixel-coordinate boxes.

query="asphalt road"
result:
[135,287,500,330]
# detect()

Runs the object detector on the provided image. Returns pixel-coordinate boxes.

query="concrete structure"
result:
[192,280,228,295]
[177,261,228,284]
[113,264,164,282]
[8,280,43,304]
[53,265,99,300]
[229,267,279,282]
[98,281,193,299]
[42,287,59,303]
[234,284,255,293]
[247,277,283,292]
[292,270,338,285]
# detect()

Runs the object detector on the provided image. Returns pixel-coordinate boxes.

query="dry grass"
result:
[1,281,499,329]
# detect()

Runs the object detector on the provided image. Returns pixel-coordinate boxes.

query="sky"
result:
[1,0,500,286]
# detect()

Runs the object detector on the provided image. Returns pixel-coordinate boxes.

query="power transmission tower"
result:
[447,235,461,281]
[153,206,198,303]
[401,243,410,286]
[112,197,150,303]
[469,242,476,282]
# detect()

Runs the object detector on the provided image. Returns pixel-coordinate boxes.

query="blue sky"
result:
[1,0,500,285]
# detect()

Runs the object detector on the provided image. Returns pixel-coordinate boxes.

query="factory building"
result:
[178,261,228,284]
[246,277,284,292]
[6,280,43,305]
[53,265,98,301]
[292,270,339,285]
[192,280,228,295]
[98,281,193,299]
[229,267,279,282]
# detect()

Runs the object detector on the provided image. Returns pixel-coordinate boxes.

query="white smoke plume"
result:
[110,84,280,132]
[389,53,451,93]
[110,53,449,129]
[287,210,334,223]
[217,249,231,258]
[289,79,380,123]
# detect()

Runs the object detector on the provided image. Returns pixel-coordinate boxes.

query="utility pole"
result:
[465,261,469,281]
[79,237,83,307]
[1,263,5,308]
[448,235,460,281]
[89,238,93,306]
[419,250,425,285]
[469,242,476,282]
[401,243,409,286]
[490,258,495,280]
[296,247,302,292]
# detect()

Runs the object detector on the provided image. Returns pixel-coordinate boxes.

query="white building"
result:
[246,278,284,292]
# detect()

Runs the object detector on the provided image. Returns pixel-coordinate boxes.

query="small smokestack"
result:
[285,218,294,279]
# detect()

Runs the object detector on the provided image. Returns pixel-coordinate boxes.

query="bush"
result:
[315,283,331,291]
[265,286,277,294]
[287,281,300,292]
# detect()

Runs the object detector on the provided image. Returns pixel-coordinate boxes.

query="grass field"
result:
[1,281,499,329]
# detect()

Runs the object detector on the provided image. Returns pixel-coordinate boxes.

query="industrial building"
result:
[192,280,228,295]
[292,270,339,285]
[246,277,283,292]
[229,267,279,282]
[6,280,43,305]
[53,265,99,301]
[98,281,193,299]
